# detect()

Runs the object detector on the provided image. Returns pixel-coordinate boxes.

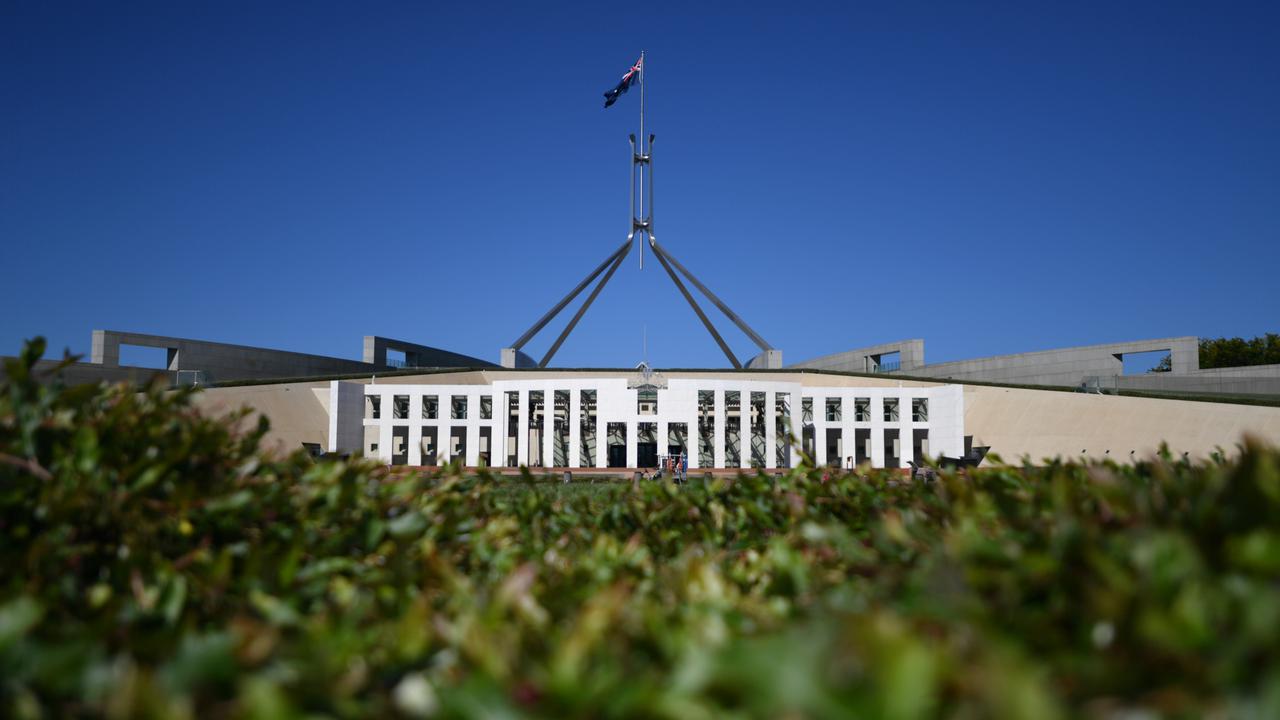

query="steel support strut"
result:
[537,241,632,367]
[650,240,772,354]
[651,237,742,368]
[510,238,631,353]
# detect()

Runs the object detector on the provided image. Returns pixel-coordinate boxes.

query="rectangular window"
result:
[606,422,626,468]
[801,397,814,425]
[854,397,870,422]
[421,426,438,465]
[668,422,688,460]
[553,390,570,467]
[724,391,741,468]
[637,422,657,468]
[698,390,715,468]
[825,397,842,422]
[392,395,409,419]
[884,398,900,422]
[422,395,438,420]
[750,391,766,468]
[776,393,791,468]
[912,398,928,422]
[637,388,658,415]
[451,395,468,420]
[480,395,493,420]
[365,395,381,420]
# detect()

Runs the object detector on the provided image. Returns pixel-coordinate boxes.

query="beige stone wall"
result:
[964,385,1280,463]
[191,381,331,457]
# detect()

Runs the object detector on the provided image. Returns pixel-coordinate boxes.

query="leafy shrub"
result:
[2,338,1280,718]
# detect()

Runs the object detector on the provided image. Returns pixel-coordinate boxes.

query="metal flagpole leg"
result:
[652,238,742,369]
[651,240,774,353]
[538,242,633,367]
[510,238,631,351]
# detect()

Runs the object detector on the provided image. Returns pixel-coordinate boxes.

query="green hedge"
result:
[3,338,1279,718]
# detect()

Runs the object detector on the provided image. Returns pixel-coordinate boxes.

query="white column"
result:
[517,390,528,466]
[409,392,423,466]
[814,396,828,467]
[841,392,855,471]
[765,390,777,470]
[568,388,581,469]
[658,419,669,463]
[739,390,749,471]
[465,392,480,467]
[871,395,885,468]
[713,389,726,469]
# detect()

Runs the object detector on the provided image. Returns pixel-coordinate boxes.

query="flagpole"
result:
[638,50,646,270]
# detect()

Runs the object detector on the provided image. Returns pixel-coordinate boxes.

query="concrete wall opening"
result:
[386,349,407,368]
[1121,349,1172,375]
[392,395,409,419]
[422,395,438,420]
[119,345,174,370]
[870,351,900,373]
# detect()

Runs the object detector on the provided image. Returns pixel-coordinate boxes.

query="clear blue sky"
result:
[4,2,1278,369]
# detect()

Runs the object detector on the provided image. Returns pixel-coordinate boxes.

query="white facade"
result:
[329,376,964,470]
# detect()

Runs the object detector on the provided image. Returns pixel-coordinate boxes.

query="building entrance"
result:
[608,445,627,468]
[637,442,657,468]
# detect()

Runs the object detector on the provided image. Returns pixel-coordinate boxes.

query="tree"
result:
[1199,333,1280,369]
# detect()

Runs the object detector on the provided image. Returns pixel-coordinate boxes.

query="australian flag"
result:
[603,56,643,108]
